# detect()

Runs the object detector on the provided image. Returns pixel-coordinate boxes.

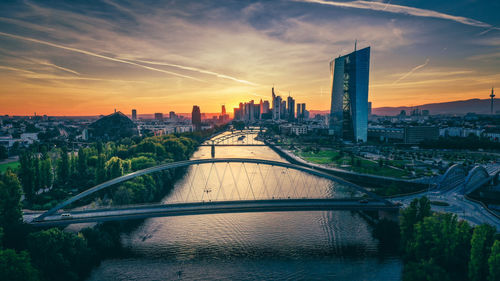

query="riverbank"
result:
[265,140,428,196]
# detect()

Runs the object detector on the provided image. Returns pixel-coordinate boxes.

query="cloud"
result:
[393,58,430,84]
[0,31,205,82]
[127,58,259,86]
[295,0,499,30]
[467,52,500,61]
[34,60,80,75]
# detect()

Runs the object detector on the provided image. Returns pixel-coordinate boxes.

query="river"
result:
[87,132,402,280]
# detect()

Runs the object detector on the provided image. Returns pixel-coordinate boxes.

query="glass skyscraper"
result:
[329,46,370,142]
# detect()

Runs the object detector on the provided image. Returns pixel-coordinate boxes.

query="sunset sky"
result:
[0,0,499,116]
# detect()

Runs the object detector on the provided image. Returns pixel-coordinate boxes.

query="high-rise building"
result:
[271,87,282,120]
[297,103,306,122]
[287,96,295,122]
[154,112,163,120]
[367,102,372,116]
[329,46,370,142]
[132,109,137,120]
[221,105,226,115]
[169,111,177,119]
[192,106,201,130]
[262,101,270,114]
[280,100,287,120]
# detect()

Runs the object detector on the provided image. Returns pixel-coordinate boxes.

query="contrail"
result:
[0,31,205,82]
[294,0,499,30]
[393,58,429,84]
[130,59,259,86]
[35,60,81,75]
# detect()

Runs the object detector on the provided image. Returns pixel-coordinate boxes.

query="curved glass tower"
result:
[329,46,370,142]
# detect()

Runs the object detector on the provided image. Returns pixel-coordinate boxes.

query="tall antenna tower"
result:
[490,87,496,114]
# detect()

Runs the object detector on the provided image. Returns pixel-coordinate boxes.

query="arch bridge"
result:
[29,158,397,227]
[434,163,500,194]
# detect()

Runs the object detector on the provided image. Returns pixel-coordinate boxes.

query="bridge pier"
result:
[211,144,215,158]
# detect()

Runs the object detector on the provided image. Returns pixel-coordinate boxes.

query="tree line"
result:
[399,197,500,281]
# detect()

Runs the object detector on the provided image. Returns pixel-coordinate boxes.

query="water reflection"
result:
[87,132,402,281]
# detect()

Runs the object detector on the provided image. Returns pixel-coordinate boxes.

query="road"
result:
[394,189,500,230]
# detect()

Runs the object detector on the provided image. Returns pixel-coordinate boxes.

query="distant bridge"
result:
[433,163,500,194]
[28,158,397,226]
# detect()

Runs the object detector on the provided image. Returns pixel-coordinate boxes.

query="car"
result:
[358,199,369,204]
[61,213,72,219]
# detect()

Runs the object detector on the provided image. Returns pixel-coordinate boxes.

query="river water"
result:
[87,132,402,280]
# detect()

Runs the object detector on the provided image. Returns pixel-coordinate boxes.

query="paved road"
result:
[394,190,500,230]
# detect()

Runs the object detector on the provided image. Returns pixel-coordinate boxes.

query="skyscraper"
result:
[330,46,370,142]
[192,105,201,130]
[132,109,137,120]
[271,87,282,120]
[287,96,295,122]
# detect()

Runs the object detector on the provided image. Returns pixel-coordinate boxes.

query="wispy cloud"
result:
[128,58,259,86]
[393,58,430,84]
[0,65,36,74]
[295,0,499,30]
[34,59,80,75]
[0,64,144,83]
[0,31,205,82]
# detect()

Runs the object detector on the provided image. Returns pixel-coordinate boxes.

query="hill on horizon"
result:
[372,98,499,116]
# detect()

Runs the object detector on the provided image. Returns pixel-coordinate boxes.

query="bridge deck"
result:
[28,199,398,227]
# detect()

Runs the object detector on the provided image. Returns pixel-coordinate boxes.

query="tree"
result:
[0,249,40,281]
[469,224,496,281]
[488,240,500,281]
[400,197,431,252]
[105,157,126,180]
[77,147,88,179]
[0,170,23,230]
[19,152,35,200]
[27,228,96,281]
[0,145,7,160]
[95,153,106,183]
[403,259,450,281]
[57,147,70,185]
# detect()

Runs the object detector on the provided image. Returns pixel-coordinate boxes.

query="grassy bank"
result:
[295,149,412,179]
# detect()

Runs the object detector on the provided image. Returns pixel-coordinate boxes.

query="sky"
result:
[0,0,499,116]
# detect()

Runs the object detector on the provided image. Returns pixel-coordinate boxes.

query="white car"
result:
[61,213,72,219]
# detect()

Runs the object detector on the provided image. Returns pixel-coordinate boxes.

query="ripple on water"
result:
[88,135,402,280]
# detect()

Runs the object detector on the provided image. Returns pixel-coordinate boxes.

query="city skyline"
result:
[0,0,499,115]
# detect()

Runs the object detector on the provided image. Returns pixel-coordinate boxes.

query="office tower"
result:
[234,108,242,120]
[192,106,201,130]
[132,109,137,120]
[262,101,270,114]
[329,46,370,142]
[222,105,226,115]
[296,103,306,122]
[169,111,176,119]
[272,87,282,120]
[280,100,287,120]
[287,96,295,122]
[367,102,372,116]
[154,112,163,120]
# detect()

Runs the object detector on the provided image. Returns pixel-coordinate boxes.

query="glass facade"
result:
[330,47,370,142]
